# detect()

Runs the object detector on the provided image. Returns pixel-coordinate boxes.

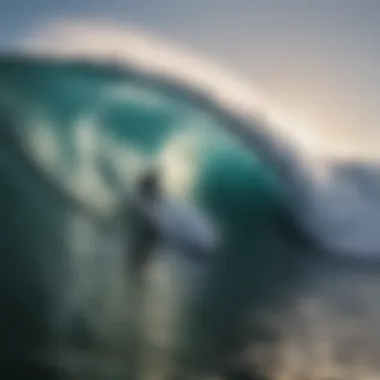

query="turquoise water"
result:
[0,56,303,377]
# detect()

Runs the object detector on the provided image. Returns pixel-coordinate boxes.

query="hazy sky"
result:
[1,0,380,150]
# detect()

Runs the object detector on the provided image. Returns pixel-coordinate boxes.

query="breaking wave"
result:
[1,29,380,377]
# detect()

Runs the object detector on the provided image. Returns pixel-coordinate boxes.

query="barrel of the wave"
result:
[0,56,297,380]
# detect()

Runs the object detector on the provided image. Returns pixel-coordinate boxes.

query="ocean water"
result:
[1,56,380,380]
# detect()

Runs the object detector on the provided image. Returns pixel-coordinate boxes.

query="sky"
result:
[1,0,380,155]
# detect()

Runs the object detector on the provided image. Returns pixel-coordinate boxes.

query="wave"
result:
[1,34,380,378]
[1,50,380,259]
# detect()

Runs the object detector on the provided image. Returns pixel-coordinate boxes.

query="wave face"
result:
[1,56,380,380]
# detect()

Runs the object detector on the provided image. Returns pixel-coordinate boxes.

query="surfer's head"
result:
[137,168,161,200]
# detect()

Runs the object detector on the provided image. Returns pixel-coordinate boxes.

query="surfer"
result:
[123,167,218,272]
